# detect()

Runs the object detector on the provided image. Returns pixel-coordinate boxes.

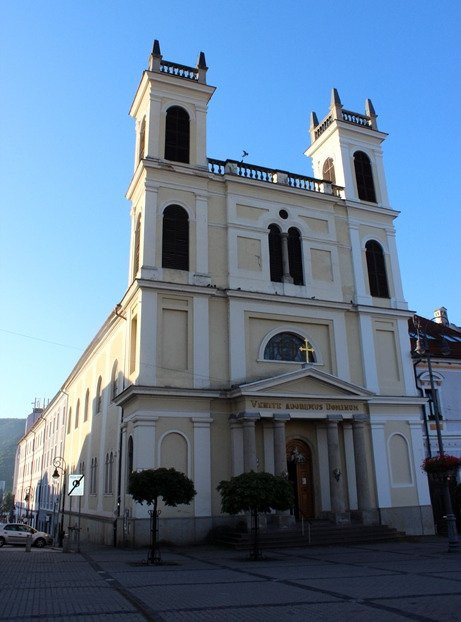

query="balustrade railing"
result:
[207,158,344,198]
[341,109,372,127]
[160,60,198,81]
[314,114,333,139]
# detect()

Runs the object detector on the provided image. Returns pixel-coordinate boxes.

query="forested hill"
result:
[0,419,25,492]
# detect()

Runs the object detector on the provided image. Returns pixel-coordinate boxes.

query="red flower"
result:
[421,454,461,473]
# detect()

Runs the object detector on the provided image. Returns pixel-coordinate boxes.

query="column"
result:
[229,418,244,476]
[281,233,293,283]
[273,414,290,476]
[141,185,158,275]
[352,415,375,517]
[195,195,209,276]
[193,297,209,388]
[242,413,259,472]
[349,222,369,305]
[192,417,213,516]
[327,416,347,519]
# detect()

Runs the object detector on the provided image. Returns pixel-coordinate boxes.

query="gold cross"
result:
[299,338,315,363]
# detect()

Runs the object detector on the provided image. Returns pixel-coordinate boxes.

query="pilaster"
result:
[191,417,213,516]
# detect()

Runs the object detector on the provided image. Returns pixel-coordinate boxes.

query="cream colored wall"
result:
[385,421,419,507]
[62,320,125,518]
[209,298,229,388]
[245,313,333,380]
[344,313,365,387]
[373,319,404,395]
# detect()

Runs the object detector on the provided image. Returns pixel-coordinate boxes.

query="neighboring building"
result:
[409,309,461,532]
[14,41,433,546]
[14,397,67,536]
[410,310,461,461]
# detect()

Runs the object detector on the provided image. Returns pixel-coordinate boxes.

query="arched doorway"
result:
[286,439,315,519]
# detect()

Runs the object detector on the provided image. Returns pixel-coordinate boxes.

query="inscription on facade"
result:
[249,399,362,412]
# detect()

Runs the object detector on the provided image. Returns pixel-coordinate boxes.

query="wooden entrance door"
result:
[286,440,315,519]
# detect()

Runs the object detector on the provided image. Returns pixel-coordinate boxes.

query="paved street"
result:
[0,537,460,621]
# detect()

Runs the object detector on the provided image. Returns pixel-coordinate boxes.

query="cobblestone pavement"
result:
[0,537,460,621]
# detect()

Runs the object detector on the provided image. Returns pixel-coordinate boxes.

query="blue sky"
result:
[1,1,460,419]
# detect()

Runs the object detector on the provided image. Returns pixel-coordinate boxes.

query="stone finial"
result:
[152,39,161,57]
[149,39,162,72]
[330,88,342,107]
[365,98,378,130]
[330,88,342,121]
[196,51,208,84]
[310,111,319,129]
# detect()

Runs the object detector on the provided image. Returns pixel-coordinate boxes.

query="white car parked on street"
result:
[0,523,53,548]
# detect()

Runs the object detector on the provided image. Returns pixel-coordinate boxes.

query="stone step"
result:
[216,523,405,549]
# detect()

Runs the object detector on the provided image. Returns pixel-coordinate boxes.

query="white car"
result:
[0,523,52,548]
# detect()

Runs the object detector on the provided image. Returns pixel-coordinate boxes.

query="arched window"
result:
[111,361,118,401]
[138,117,146,162]
[365,240,389,298]
[288,227,304,285]
[83,389,89,422]
[132,214,141,279]
[162,205,189,270]
[264,332,316,363]
[268,224,283,282]
[322,157,336,184]
[74,399,80,429]
[165,106,190,163]
[95,377,102,414]
[354,151,376,202]
[127,436,134,491]
[67,408,72,435]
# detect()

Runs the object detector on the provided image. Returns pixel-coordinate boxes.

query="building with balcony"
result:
[14,41,433,545]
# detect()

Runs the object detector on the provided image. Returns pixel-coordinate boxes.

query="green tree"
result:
[217,471,294,559]
[1,491,14,516]
[128,468,196,563]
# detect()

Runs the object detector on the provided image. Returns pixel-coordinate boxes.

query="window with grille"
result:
[354,151,376,202]
[133,214,141,279]
[95,377,102,414]
[264,332,316,362]
[74,399,80,429]
[322,157,336,184]
[83,389,89,422]
[365,240,389,298]
[165,106,190,163]
[162,205,189,270]
[111,361,118,401]
[138,117,146,162]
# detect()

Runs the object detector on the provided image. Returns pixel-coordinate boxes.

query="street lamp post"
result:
[52,457,67,547]
[23,487,31,523]
[414,322,459,551]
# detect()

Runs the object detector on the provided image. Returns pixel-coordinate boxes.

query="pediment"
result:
[233,366,373,399]
[265,376,353,396]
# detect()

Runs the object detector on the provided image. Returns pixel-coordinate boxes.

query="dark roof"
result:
[409,315,461,360]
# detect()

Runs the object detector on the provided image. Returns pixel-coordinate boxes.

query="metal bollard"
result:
[25,534,32,553]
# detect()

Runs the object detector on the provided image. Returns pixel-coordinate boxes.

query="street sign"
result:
[68,474,84,496]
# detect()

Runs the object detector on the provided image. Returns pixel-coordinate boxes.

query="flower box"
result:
[421,454,461,474]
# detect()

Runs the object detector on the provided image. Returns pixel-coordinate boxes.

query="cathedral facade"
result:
[14,41,434,545]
